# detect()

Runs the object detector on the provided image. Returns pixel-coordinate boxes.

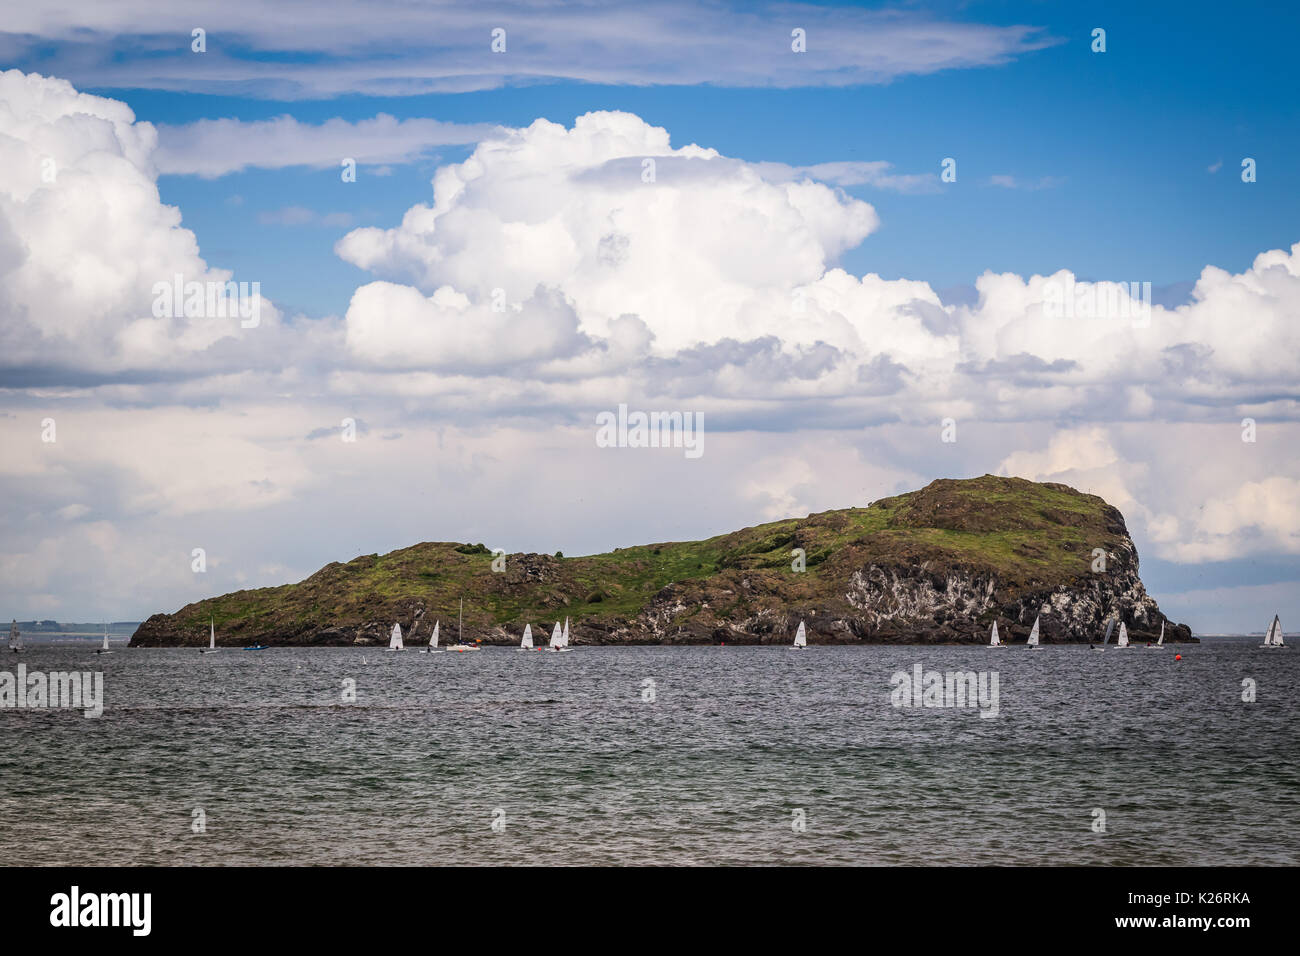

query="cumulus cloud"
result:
[5,74,1298,433]
[345,282,591,371]
[997,424,1300,564]
[336,111,883,357]
[0,69,282,379]
[334,109,1300,432]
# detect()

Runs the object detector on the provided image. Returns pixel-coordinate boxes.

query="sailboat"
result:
[199,616,220,654]
[420,620,442,654]
[791,620,807,649]
[1261,614,1288,648]
[562,617,571,648]
[96,622,112,655]
[387,622,405,651]
[1094,617,1116,652]
[988,621,1004,647]
[549,621,570,652]
[1026,615,1041,649]
[520,624,534,650]
[450,598,481,651]
[1116,622,1130,648]
[8,619,22,653]
[1149,622,1165,648]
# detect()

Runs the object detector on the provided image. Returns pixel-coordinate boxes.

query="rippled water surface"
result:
[1,638,1296,865]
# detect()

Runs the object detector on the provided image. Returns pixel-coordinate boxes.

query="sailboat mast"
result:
[459,598,463,645]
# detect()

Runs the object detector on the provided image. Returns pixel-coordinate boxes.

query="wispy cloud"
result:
[155,113,500,178]
[988,173,1065,191]
[257,206,355,228]
[1,1,1061,99]
[759,160,941,194]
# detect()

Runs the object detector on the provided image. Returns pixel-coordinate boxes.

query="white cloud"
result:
[0,69,281,376]
[1180,477,1300,561]
[997,424,1300,564]
[336,111,882,355]
[155,114,500,178]
[755,160,940,194]
[344,282,590,370]
[1,2,1060,98]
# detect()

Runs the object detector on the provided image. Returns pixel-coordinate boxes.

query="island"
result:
[130,475,1194,646]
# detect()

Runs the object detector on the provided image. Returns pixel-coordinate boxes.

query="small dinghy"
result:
[1148,622,1165,648]
[96,622,112,655]
[520,624,535,650]
[548,621,571,652]
[387,623,404,652]
[422,621,443,654]
[1026,615,1041,650]
[1116,622,1131,648]
[988,621,1005,647]
[1094,617,1116,652]
[199,617,220,654]
[791,620,807,649]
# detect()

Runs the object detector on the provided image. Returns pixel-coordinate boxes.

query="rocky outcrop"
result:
[130,475,1195,647]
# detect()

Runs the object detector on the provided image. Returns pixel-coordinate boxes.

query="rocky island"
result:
[130,476,1194,647]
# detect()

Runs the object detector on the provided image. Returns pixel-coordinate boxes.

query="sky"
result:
[0,0,1297,632]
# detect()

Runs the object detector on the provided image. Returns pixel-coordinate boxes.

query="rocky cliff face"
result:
[130,476,1194,647]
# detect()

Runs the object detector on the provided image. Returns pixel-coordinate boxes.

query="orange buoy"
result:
[1175,654,1182,660]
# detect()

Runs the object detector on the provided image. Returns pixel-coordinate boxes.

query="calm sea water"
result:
[1,637,1296,865]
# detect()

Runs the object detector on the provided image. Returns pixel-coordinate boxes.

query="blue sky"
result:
[1,0,1297,632]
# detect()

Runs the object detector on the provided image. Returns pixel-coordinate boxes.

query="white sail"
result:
[102,624,111,652]
[548,622,562,649]
[989,621,1001,646]
[1265,615,1283,646]
[430,621,439,648]
[1117,622,1129,647]
[1027,616,1040,646]
[1157,622,1164,646]
[562,617,570,647]
[794,621,807,647]
[1102,617,1116,645]
[210,617,216,650]
[522,624,534,649]
[389,623,404,650]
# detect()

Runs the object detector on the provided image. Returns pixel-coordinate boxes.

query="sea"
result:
[1,636,1296,866]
